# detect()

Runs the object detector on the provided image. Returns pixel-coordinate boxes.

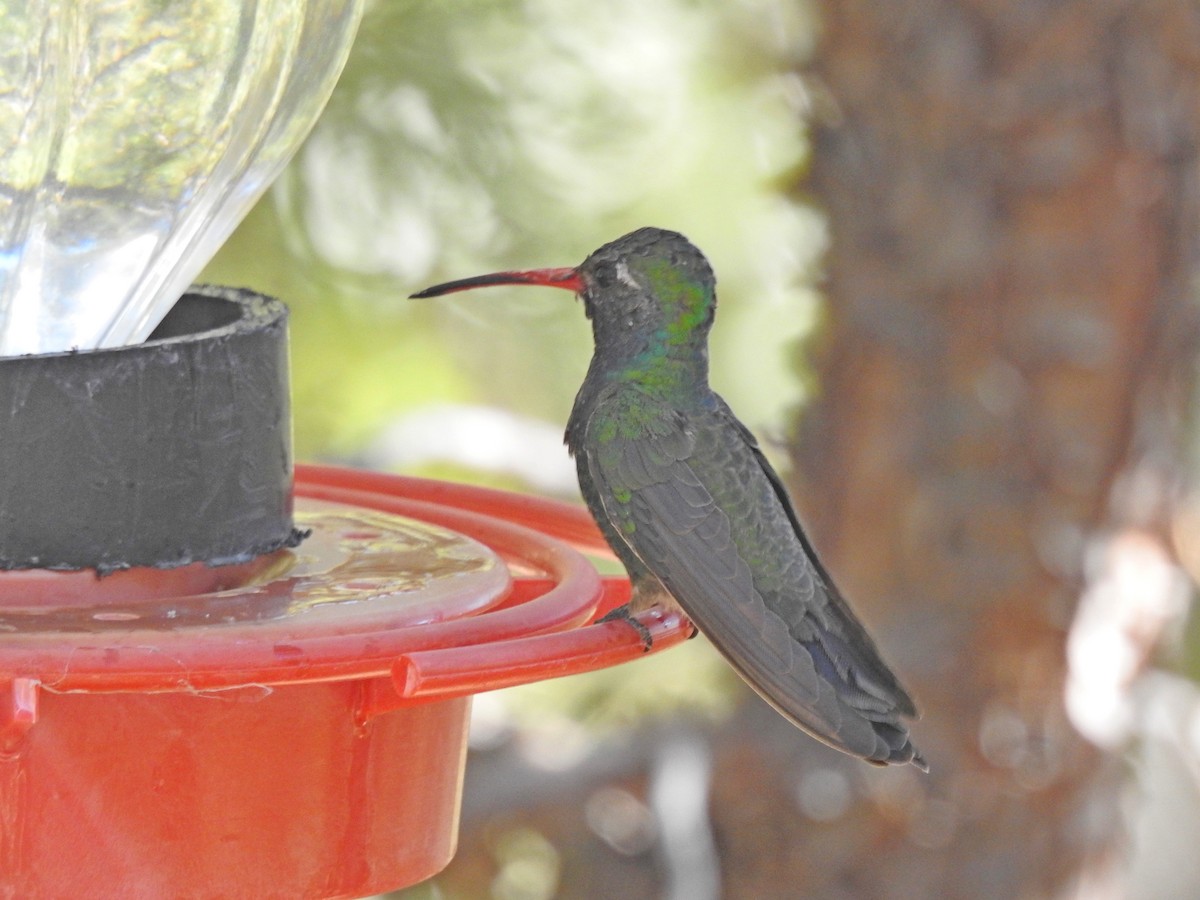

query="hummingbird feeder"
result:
[0,4,692,897]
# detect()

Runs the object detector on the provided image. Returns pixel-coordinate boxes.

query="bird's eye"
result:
[615,262,640,290]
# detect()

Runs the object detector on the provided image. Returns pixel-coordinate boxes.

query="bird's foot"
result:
[597,604,654,652]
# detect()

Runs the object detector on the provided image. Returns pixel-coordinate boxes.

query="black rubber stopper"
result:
[0,286,304,571]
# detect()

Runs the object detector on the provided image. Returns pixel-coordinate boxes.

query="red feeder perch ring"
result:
[0,465,692,899]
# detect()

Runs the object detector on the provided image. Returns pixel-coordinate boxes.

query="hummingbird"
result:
[413,227,924,769]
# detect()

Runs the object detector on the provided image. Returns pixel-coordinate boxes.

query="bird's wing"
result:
[716,397,919,717]
[584,398,921,767]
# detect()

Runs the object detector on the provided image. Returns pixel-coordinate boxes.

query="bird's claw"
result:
[597,604,654,652]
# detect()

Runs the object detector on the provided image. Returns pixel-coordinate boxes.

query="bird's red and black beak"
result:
[410,268,584,299]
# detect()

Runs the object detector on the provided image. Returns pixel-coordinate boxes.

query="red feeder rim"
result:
[0,465,693,722]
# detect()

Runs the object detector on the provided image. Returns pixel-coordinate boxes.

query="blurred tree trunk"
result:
[782,1,1200,896]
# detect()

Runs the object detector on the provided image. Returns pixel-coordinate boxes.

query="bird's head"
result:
[412,227,717,357]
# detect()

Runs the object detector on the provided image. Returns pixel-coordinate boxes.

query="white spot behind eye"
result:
[615,262,640,289]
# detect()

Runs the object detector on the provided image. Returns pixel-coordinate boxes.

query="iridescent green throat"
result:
[619,259,712,393]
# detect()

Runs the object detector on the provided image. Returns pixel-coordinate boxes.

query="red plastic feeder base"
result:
[0,465,691,899]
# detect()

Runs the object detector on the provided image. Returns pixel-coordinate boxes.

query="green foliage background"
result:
[202,0,823,468]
